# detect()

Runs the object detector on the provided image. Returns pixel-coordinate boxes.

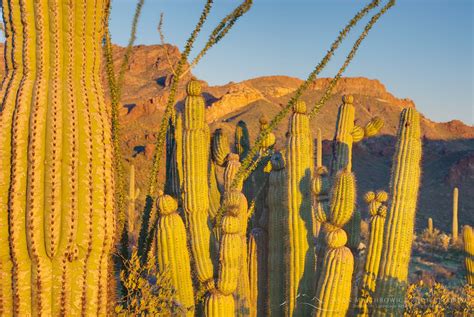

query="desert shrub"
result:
[115,251,182,316]
[404,281,473,316]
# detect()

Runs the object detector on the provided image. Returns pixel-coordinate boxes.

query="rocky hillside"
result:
[0,43,472,232]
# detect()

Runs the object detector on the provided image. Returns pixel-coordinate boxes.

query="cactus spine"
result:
[182,80,215,290]
[0,1,114,315]
[283,100,316,316]
[155,193,194,316]
[464,225,474,285]
[452,187,459,242]
[355,191,388,317]
[314,170,356,317]
[267,152,288,316]
[128,165,140,236]
[372,108,422,316]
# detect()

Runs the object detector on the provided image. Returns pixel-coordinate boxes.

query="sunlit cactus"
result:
[182,79,215,290]
[464,225,474,285]
[0,1,114,315]
[372,108,422,316]
[128,165,140,237]
[314,170,356,317]
[285,100,315,316]
[267,152,288,316]
[452,187,459,243]
[356,190,388,317]
[331,95,383,174]
[205,291,235,317]
[427,217,434,234]
[155,192,194,316]
[248,226,268,317]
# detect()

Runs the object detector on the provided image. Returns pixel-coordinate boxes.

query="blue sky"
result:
[109,0,473,125]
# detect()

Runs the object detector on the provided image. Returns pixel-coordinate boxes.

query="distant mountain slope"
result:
[0,43,472,231]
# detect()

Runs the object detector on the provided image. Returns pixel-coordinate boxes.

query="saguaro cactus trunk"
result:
[0,0,114,316]
[372,108,422,316]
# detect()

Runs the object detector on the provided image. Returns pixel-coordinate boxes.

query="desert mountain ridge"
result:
[0,43,472,231]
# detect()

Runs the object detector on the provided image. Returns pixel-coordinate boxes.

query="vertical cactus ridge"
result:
[128,165,139,235]
[205,291,236,317]
[248,227,268,317]
[331,95,356,174]
[212,128,231,167]
[182,79,214,288]
[235,120,250,160]
[464,225,474,285]
[285,100,315,316]
[0,1,16,311]
[0,1,113,315]
[156,193,195,316]
[314,229,354,317]
[356,190,388,317]
[372,107,422,316]
[267,152,287,316]
[329,170,356,227]
[452,187,459,242]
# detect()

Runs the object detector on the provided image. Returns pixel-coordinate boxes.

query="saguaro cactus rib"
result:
[0,1,17,312]
[372,108,422,316]
[0,1,113,316]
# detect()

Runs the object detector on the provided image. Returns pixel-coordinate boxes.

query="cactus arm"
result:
[464,225,474,285]
[205,292,236,317]
[355,191,388,316]
[452,187,459,242]
[235,120,250,160]
[156,194,195,316]
[248,227,268,317]
[314,170,356,317]
[331,95,355,174]
[267,152,288,316]
[285,101,315,316]
[182,80,214,289]
[372,108,422,316]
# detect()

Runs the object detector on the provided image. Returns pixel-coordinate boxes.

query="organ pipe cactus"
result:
[164,115,183,200]
[212,128,231,167]
[372,108,422,316]
[285,100,315,316]
[356,190,388,317]
[267,152,288,316]
[331,95,383,174]
[452,187,459,243]
[223,154,251,315]
[249,225,268,317]
[427,217,434,234]
[464,225,474,285]
[205,292,235,317]
[0,1,114,315]
[128,165,140,236]
[155,192,194,316]
[182,80,214,290]
[235,120,251,160]
[314,170,356,317]
[346,209,361,253]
